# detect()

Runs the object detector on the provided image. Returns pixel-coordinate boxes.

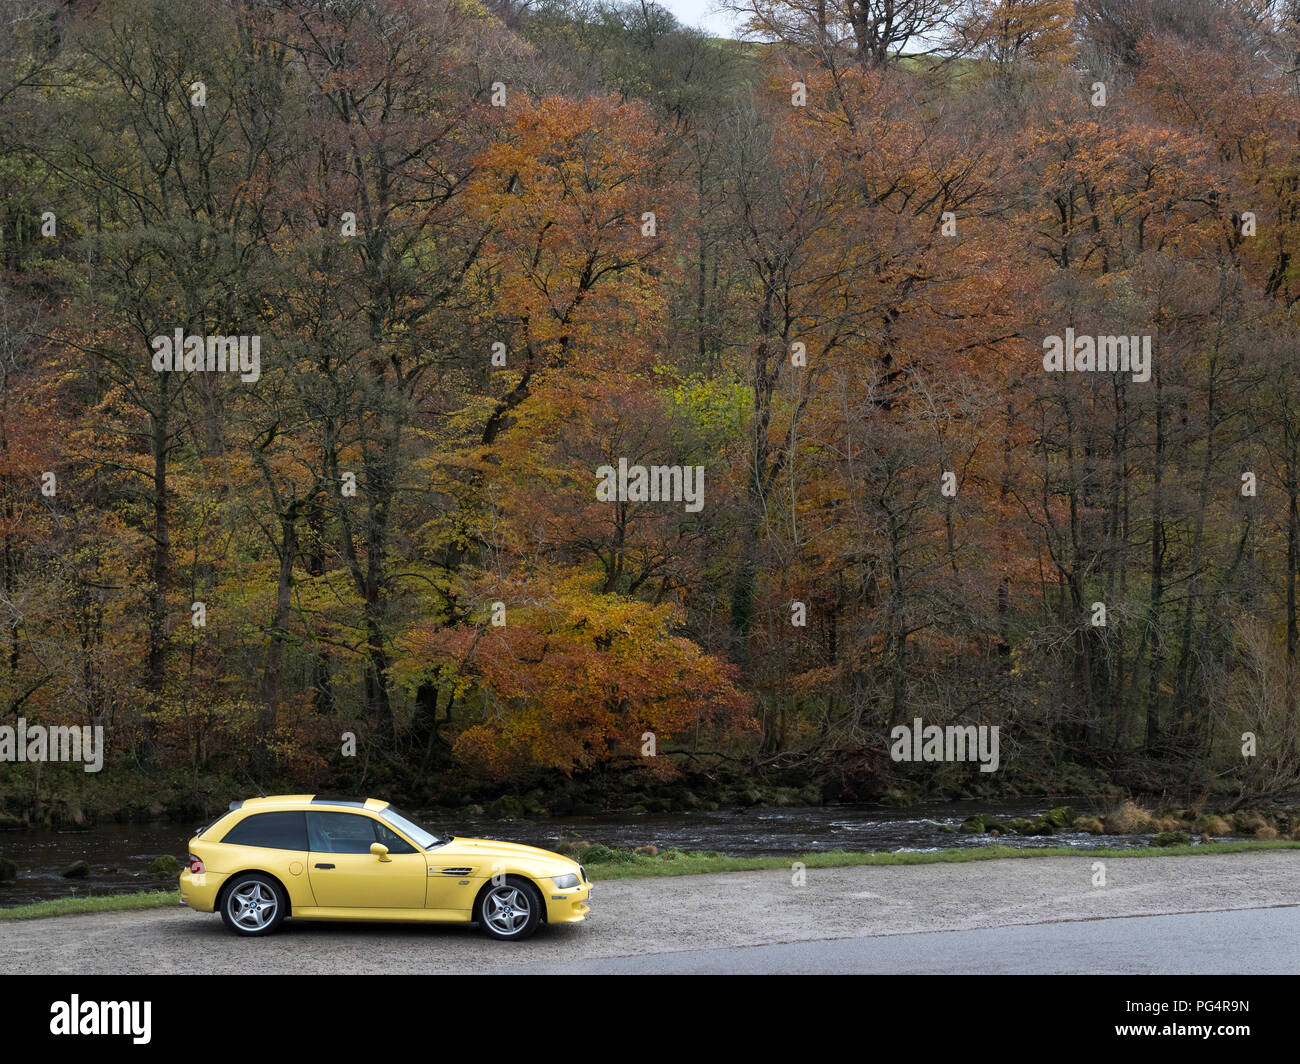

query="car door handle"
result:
[314,863,335,870]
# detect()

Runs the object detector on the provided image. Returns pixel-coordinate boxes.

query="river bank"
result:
[5,837,1300,922]
[4,796,1300,908]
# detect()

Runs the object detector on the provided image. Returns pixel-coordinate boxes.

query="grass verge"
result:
[0,890,180,920]
[582,839,1300,879]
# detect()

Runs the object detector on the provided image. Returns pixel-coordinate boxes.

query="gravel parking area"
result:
[2,851,1296,974]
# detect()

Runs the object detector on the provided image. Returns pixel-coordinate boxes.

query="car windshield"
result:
[379,805,445,850]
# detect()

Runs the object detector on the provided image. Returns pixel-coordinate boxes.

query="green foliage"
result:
[0,0,1298,821]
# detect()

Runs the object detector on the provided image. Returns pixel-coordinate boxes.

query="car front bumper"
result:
[544,882,592,924]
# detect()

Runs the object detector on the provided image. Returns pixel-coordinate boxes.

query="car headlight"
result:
[551,873,580,889]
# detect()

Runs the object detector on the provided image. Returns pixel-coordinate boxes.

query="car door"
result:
[306,810,427,909]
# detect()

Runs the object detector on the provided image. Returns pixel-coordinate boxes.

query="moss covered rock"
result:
[959,814,1008,834]
[1043,806,1076,829]
[487,795,527,820]
[0,856,17,882]
[149,855,181,875]
[1150,831,1190,847]
[60,860,90,879]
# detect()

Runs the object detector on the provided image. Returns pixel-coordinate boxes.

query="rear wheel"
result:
[219,873,287,937]
[477,877,542,941]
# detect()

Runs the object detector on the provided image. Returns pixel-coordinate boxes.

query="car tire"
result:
[219,873,288,937]
[477,876,543,941]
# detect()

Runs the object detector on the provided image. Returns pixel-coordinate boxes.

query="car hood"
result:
[435,837,577,874]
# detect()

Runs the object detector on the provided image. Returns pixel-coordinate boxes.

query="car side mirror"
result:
[371,843,391,862]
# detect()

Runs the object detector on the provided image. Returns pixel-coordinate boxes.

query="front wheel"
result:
[219,873,287,937]
[477,877,542,941]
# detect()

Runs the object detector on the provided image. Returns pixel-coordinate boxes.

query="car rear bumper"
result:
[179,869,226,913]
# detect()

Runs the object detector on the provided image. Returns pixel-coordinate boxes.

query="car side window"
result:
[308,811,375,854]
[220,811,308,851]
[307,811,416,854]
[374,821,416,854]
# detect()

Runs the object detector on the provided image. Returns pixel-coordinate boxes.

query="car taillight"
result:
[188,854,204,874]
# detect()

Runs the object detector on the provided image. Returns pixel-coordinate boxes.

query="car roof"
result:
[227,795,391,814]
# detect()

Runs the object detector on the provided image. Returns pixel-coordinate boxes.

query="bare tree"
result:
[725,0,958,66]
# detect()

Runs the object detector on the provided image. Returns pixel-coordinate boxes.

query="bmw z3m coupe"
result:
[178,795,592,940]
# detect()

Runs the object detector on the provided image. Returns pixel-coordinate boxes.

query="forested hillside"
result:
[2,0,1299,821]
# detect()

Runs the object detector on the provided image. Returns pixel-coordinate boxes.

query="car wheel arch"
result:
[217,870,293,918]
[472,873,546,924]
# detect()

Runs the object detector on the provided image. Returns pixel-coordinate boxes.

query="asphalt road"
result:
[494,905,1300,974]
[3,852,1298,974]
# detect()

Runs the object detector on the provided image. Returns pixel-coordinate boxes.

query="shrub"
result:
[1104,801,1155,834]
[580,843,637,865]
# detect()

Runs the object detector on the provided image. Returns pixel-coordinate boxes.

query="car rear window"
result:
[220,810,308,851]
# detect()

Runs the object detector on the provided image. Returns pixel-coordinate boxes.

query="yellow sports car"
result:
[178,795,592,940]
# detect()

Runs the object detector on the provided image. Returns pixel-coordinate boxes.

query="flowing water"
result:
[0,797,1167,908]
